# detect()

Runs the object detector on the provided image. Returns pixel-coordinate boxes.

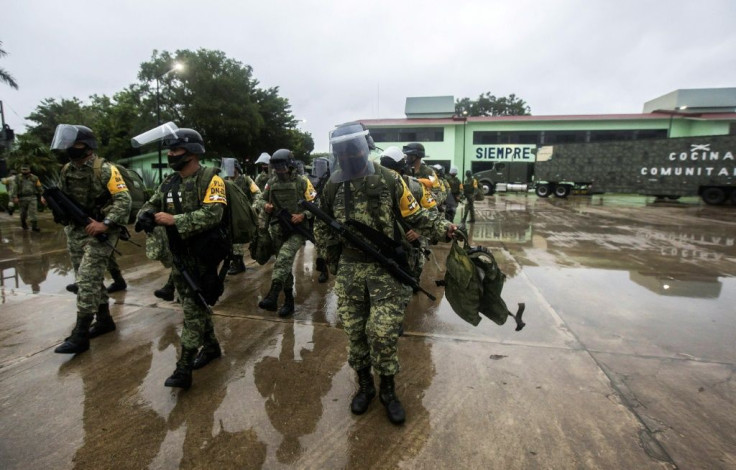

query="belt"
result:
[341,247,377,263]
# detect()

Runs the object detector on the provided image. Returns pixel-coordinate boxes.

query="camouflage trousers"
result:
[65,226,118,320]
[270,231,305,287]
[335,259,412,376]
[19,197,38,224]
[172,263,217,350]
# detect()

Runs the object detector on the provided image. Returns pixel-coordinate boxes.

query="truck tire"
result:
[702,187,726,205]
[536,184,551,198]
[554,185,570,198]
[480,181,494,195]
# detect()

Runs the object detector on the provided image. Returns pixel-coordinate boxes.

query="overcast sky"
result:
[3,0,736,153]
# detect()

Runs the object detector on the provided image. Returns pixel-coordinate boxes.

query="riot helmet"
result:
[20,164,31,173]
[271,148,294,181]
[379,146,407,174]
[433,164,445,178]
[403,142,425,166]
[162,128,205,154]
[51,124,98,162]
[465,170,473,178]
[449,166,458,176]
[329,122,375,183]
[255,152,271,172]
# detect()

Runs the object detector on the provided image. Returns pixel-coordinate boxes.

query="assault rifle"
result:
[298,198,436,301]
[135,210,214,314]
[43,186,121,254]
[269,192,315,243]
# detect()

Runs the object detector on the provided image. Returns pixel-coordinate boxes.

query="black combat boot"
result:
[379,375,406,425]
[193,328,222,370]
[258,280,282,311]
[54,316,92,354]
[66,283,79,294]
[89,303,116,338]
[164,347,196,389]
[154,276,175,301]
[106,269,127,293]
[21,217,28,230]
[350,367,376,415]
[318,270,328,283]
[278,287,295,317]
[31,221,40,232]
[227,256,246,275]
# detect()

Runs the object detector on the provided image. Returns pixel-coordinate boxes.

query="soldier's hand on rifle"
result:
[154,212,176,226]
[264,203,274,214]
[405,229,420,243]
[85,219,108,237]
[291,213,305,224]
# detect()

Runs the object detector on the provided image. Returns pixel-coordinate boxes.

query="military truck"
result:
[534,134,736,205]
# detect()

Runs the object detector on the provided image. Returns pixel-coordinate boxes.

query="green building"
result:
[357,88,736,176]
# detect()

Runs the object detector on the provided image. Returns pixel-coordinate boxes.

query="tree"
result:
[0,41,19,90]
[455,92,531,117]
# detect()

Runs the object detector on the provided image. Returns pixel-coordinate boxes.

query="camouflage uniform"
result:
[139,166,226,351]
[445,174,462,222]
[461,174,478,223]
[256,173,316,291]
[230,174,261,257]
[13,172,43,229]
[2,174,16,215]
[62,156,131,328]
[315,163,450,376]
[401,173,438,279]
[255,170,270,191]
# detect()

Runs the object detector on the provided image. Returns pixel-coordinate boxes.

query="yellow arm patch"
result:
[249,181,260,194]
[417,177,434,189]
[304,178,317,202]
[398,177,421,217]
[473,179,478,189]
[420,185,437,209]
[203,175,228,205]
[107,166,129,194]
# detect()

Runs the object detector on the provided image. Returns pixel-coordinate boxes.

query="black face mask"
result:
[168,152,192,171]
[67,147,88,160]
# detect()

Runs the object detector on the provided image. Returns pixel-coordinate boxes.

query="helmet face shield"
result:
[130,122,180,148]
[50,125,81,150]
[255,152,271,165]
[329,128,374,183]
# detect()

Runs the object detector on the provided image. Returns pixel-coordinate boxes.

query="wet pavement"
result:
[0,194,735,469]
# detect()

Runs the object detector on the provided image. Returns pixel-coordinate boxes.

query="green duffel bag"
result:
[443,229,525,330]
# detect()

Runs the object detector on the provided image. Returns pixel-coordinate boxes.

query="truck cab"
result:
[473,161,534,194]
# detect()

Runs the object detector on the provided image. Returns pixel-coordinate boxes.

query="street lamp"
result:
[155,62,184,182]
[462,110,468,176]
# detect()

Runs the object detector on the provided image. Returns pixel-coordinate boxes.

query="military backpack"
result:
[442,229,525,330]
[200,167,258,244]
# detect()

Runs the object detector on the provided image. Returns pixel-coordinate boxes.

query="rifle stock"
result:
[298,199,436,301]
[164,225,215,314]
[269,192,315,243]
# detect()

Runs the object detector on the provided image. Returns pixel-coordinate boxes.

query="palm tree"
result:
[0,41,19,89]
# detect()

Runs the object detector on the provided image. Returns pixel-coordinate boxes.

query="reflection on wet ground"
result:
[1,194,735,469]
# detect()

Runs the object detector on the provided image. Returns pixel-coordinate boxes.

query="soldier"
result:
[446,166,463,222]
[461,170,479,224]
[12,164,45,231]
[379,146,437,279]
[432,163,451,216]
[254,152,271,190]
[50,125,132,354]
[227,160,261,275]
[65,255,127,294]
[404,142,441,200]
[2,169,17,215]
[315,124,456,425]
[136,127,227,389]
[256,149,316,317]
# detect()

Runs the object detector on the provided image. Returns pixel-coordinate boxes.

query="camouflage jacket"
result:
[61,155,132,226]
[232,174,261,205]
[140,165,225,239]
[315,162,450,257]
[13,174,43,198]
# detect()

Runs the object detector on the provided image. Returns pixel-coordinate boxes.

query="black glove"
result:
[135,210,156,233]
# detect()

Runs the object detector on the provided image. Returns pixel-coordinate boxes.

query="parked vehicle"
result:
[474,135,736,205]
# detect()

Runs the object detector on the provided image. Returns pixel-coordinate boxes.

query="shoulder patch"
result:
[398,177,421,217]
[249,180,260,194]
[204,175,228,205]
[107,165,129,194]
[304,177,317,201]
